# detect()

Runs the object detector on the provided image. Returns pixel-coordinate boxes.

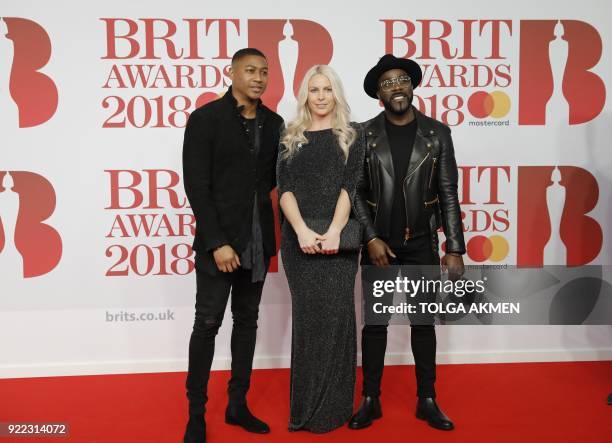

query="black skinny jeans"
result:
[361,234,439,399]
[185,263,265,416]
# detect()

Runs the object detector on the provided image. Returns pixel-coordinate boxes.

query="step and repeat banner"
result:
[1,0,611,377]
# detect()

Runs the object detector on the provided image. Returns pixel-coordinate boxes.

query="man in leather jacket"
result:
[349,54,466,432]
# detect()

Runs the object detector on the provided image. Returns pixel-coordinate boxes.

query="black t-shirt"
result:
[385,117,417,248]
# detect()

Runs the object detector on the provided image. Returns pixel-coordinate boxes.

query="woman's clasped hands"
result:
[296,225,341,255]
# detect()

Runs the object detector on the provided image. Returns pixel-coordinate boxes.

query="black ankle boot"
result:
[348,396,382,429]
[416,397,454,431]
[183,414,206,443]
[225,403,270,434]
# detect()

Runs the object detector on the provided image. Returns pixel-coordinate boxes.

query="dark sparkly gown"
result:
[277,128,365,433]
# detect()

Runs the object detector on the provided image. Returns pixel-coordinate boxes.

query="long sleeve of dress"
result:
[276,146,295,198]
[341,128,366,207]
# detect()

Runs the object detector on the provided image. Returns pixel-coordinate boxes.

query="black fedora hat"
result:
[363,54,422,98]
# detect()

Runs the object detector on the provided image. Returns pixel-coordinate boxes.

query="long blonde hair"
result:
[281,65,356,161]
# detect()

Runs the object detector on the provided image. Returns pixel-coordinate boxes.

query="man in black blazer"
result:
[182,48,283,443]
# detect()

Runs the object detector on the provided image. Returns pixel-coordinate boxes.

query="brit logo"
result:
[517,166,602,266]
[0,171,62,278]
[519,20,606,125]
[1,17,58,127]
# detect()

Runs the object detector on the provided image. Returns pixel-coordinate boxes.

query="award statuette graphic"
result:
[276,20,299,121]
[543,167,568,265]
[0,172,24,279]
[545,21,570,125]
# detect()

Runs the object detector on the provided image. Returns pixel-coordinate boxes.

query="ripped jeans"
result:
[185,265,265,415]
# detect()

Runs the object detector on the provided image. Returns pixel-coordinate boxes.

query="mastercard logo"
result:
[466,235,509,262]
[468,91,511,119]
[440,234,509,262]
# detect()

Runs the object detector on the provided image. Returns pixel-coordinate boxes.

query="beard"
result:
[382,92,413,116]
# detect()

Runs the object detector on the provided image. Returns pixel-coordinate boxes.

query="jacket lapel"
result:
[405,108,434,180]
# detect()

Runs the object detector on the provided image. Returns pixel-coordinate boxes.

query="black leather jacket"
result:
[354,108,466,254]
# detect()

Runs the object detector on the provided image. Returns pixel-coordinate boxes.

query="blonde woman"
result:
[277,65,365,432]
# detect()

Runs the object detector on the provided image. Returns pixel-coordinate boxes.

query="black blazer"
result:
[182,87,284,274]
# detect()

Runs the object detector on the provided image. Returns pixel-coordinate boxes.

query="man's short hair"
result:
[231,48,267,65]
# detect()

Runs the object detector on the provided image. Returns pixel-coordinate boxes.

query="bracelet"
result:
[447,252,462,257]
[367,237,379,245]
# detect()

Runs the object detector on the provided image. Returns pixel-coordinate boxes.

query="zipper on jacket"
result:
[428,157,437,189]
[373,157,380,224]
[402,152,430,245]
[366,156,374,193]
[366,144,381,225]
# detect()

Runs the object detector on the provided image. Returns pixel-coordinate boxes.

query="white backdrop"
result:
[1,0,611,378]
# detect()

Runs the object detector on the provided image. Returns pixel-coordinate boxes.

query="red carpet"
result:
[1,361,610,443]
